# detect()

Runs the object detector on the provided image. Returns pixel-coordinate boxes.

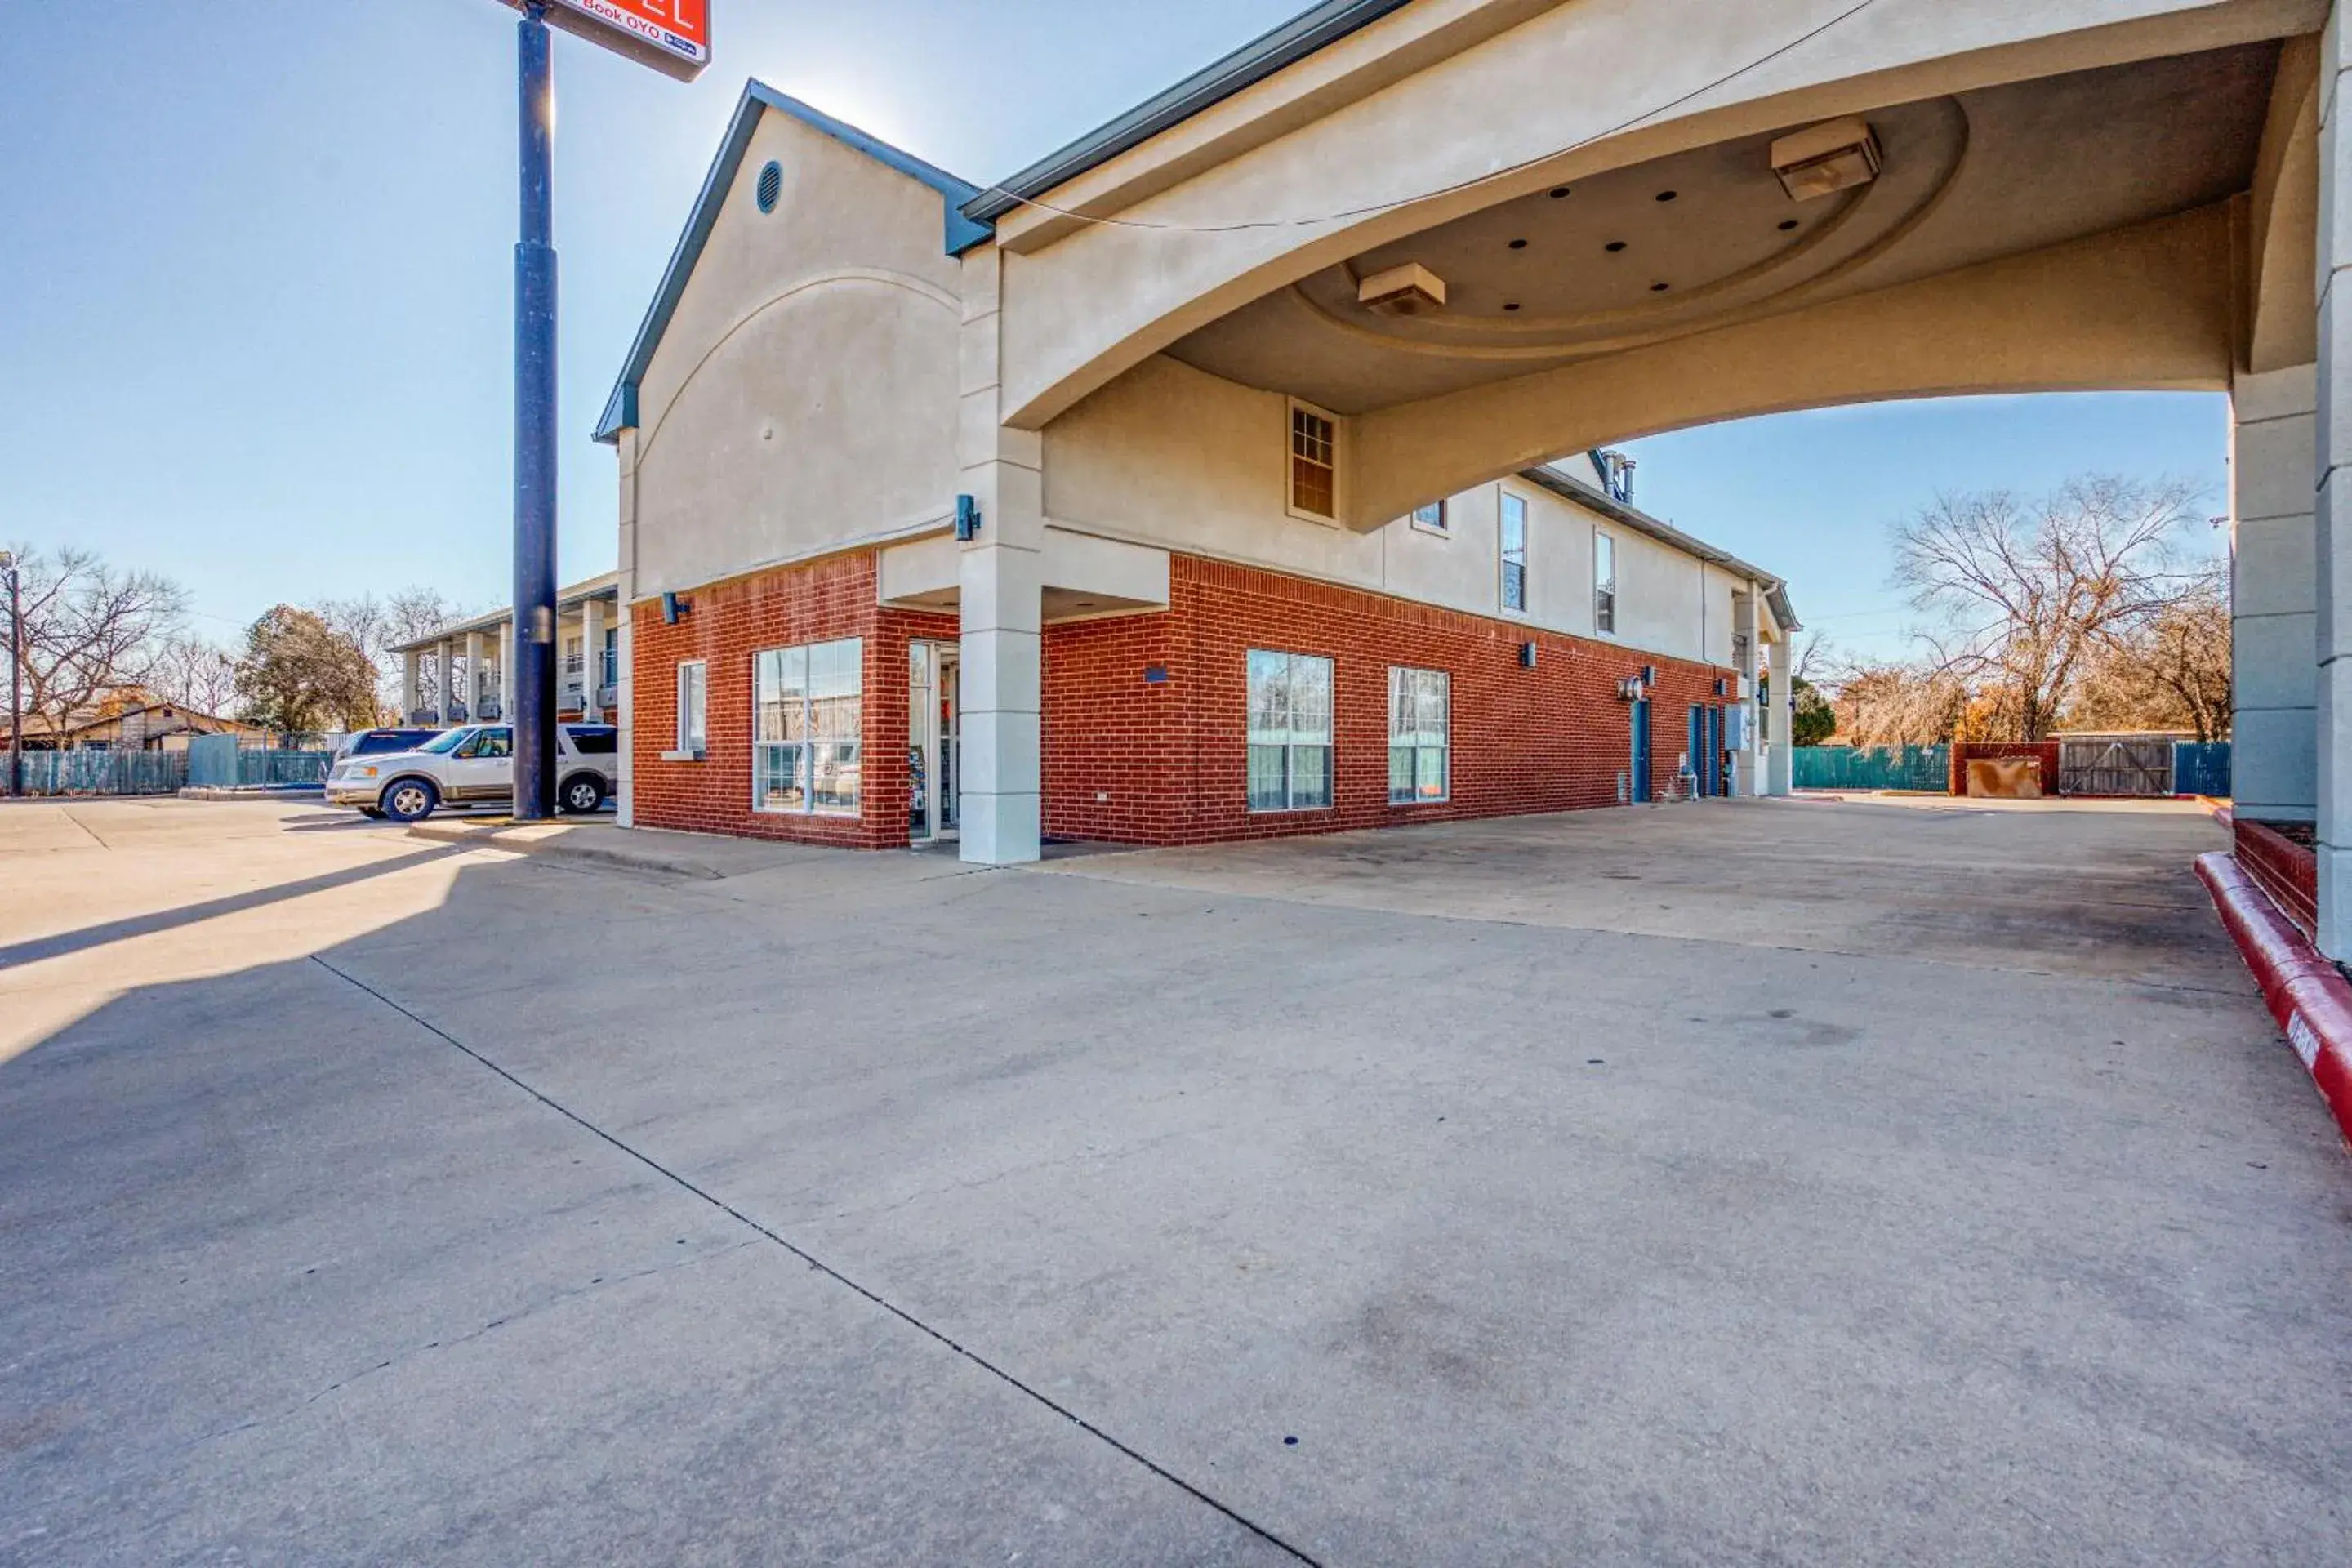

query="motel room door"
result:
[1630,699,1652,804]
[908,642,960,843]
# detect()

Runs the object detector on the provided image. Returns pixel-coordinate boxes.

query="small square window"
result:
[1290,403,1337,520]
[1410,499,1448,533]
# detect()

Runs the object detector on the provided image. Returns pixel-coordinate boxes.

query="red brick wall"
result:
[635,549,1739,851]
[630,552,955,849]
[2237,817,2319,939]
[1041,555,1739,846]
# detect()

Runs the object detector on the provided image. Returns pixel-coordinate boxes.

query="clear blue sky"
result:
[2,2,2228,657]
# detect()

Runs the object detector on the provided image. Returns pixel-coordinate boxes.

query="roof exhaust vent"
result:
[1357,262,1448,317]
[1771,118,1881,202]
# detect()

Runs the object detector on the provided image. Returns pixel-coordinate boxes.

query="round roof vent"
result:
[755,161,782,214]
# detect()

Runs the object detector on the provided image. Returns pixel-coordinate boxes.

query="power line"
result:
[972,0,1884,234]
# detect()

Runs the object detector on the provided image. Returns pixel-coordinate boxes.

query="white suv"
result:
[326,724,618,822]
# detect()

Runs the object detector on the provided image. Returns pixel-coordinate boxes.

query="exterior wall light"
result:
[1357,262,1448,317]
[1771,118,1881,202]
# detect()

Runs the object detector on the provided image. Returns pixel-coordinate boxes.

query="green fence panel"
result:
[20,750,189,796]
[1793,744,1952,792]
[235,749,332,786]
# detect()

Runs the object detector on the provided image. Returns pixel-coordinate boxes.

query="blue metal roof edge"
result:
[594,81,988,444]
[960,0,1416,226]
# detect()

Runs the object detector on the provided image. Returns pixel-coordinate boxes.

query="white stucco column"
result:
[1766,645,1795,796]
[957,246,1043,864]
[436,641,453,724]
[2232,364,2319,827]
[581,596,604,724]
[498,621,515,723]
[2317,9,2352,954]
[616,430,639,829]
[401,649,420,720]
[463,630,483,723]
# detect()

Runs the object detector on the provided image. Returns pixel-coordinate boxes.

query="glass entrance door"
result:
[908,642,960,843]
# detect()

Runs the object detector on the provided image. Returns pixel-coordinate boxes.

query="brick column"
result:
[956,245,1043,865]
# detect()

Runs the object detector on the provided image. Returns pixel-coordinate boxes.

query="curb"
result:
[177,786,326,801]
[402,820,723,880]
[2194,851,2352,1150]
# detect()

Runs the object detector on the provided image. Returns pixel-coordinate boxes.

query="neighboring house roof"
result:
[960,0,1414,228]
[1521,461,1802,634]
[6,697,257,743]
[391,572,626,655]
[593,82,987,444]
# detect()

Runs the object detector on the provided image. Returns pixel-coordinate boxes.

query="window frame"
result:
[1409,497,1450,537]
[1593,528,1619,636]
[1386,666,1451,807]
[1245,648,1335,813]
[670,659,707,760]
[751,637,863,817]
[1286,399,1343,525]
[1499,488,1530,616]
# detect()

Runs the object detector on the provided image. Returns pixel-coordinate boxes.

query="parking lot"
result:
[2,794,2346,1564]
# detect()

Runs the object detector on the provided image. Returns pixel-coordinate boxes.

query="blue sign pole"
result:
[512,2,559,818]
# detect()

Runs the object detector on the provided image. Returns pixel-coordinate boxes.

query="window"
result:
[460,726,512,760]
[1290,402,1337,519]
[1411,499,1448,533]
[563,635,584,680]
[675,660,706,757]
[1246,649,1333,812]
[1594,530,1617,635]
[1388,667,1450,805]
[564,724,618,755]
[601,627,619,688]
[1500,492,1529,612]
[754,638,862,815]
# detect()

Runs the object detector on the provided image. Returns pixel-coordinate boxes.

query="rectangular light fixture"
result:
[1771,118,1881,202]
[1358,262,1448,317]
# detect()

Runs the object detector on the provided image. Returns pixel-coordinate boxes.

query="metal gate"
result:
[2058,738,2172,796]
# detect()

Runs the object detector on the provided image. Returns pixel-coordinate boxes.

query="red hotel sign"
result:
[502,0,710,80]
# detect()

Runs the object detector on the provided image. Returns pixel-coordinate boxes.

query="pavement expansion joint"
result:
[305,952,1325,1568]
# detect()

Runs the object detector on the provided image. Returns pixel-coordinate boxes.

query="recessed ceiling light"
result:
[1549,186,1570,198]
[1655,189,1677,203]
[1508,238,1528,250]
[1778,219,1800,232]
[1650,282,1671,292]
[1605,240,1627,252]
[1503,301,1521,312]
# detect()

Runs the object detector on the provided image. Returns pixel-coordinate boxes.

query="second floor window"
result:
[1290,403,1336,519]
[1411,499,1448,532]
[1500,492,1528,613]
[1595,531,1617,634]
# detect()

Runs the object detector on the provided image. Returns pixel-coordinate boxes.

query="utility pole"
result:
[0,551,20,798]
[511,1,559,819]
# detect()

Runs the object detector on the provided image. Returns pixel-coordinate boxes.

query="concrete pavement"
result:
[2,795,2345,1564]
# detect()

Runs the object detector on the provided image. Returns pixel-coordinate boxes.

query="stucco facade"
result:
[600,0,2352,943]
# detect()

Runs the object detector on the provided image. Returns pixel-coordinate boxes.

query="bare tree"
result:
[323,586,476,715]
[2069,563,2232,740]
[150,634,243,718]
[1890,478,2203,740]
[1824,658,1971,746]
[1,544,187,738]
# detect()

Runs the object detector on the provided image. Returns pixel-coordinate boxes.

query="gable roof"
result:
[594,82,987,443]
[1522,461,1802,633]
[960,0,1415,227]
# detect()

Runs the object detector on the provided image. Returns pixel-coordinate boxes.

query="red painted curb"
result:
[2195,851,2352,1150]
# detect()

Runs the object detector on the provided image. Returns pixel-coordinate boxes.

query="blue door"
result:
[1706,706,1726,795]
[1631,699,1652,803]
[1687,706,1706,797]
